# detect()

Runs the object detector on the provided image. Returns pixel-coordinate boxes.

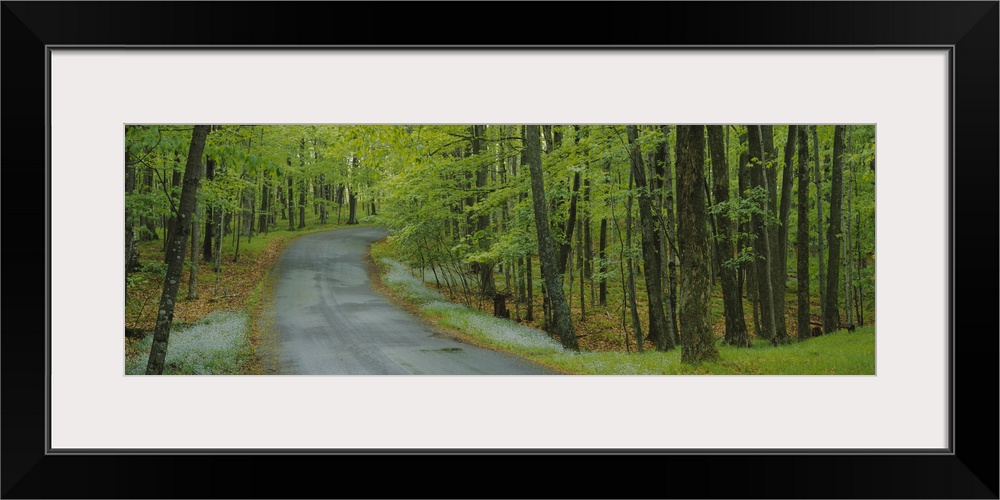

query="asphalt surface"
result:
[269,226,555,375]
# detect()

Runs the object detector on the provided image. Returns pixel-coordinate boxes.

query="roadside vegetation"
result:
[371,237,874,375]
[124,212,363,374]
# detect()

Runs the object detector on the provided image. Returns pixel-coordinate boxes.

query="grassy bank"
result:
[370,237,875,375]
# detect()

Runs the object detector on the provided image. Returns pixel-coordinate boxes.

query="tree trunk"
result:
[738,130,762,339]
[772,125,797,344]
[625,168,643,353]
[164,154,182,253]
[187,159,204,300]
[823,125,846,333]
[298,179,306,228]
[584,179,594,304]
[844,125,856,327]
[319,174,328,224]
[707,125,748,346]
[141,166,158,241]
[577,213,585,321]
[347,189,359,225]
[676,125,720,363]
[660,125,680,341]
[146,125,210,375]
[287,171,295,231]
[526,253,534,321]
[202,158,215,262]
[747,125,778,344]
[259,174,270,234]
[796,127,812,341]
[628,125,672,350]
[557,172,581,274]
[298,139,307,228]
[524,125,578,350]
[472,125,494,298]
[599,218,608,306]
[812,125,826,314]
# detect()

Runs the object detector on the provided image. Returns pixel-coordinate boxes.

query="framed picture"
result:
[5,2,996,498]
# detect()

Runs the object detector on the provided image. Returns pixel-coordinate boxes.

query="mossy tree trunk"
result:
[676,125,720,364]
[524,125,578,351]
[146,125,210,375]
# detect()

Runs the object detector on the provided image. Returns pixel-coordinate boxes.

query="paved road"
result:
[268,226,554,375]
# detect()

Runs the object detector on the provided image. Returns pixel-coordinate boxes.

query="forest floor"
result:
[126,216,875,376]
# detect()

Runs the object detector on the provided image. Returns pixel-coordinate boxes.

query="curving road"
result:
[267,226,554,375]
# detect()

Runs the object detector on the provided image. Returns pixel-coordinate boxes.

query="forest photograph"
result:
[125,124,876,375]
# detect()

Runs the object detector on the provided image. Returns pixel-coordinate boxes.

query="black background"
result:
[3,2,997,498]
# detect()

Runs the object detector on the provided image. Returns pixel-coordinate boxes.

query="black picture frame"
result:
[3,2,996,498]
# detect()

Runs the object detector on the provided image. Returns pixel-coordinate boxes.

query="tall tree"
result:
[747,125,778,344]
[811,125,825,311]
[772,125,797,344]
[472,124,495,298]
[675,125,719,363]
[823,125,846,333]
[707,125,748,346]
[524,125,578,351]
[796,127,812,341]
[187,160,203,300]
[298,138,307,228]
[660,125,679,340]
[146,125,210,375]
[628,125,673,350]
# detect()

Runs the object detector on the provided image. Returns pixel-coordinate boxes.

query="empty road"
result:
[266,226,554,375]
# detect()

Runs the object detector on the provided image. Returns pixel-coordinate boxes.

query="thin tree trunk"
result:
[557,172,581,273]
[187,160,204,300]
[472,125,494,298]
[287,168,295,231]
[584,179,594,304]
[259,174,269,234]
[526,253,534,321]
[772,125,797,344]
[202,158,215,262]
[164,154,182,253]
[146,125,209,375]
[625,167,643,353]
[214,207,223,273]
[812,125,826,314]
[845,125,856,327]
[738,130,762,339]
[599,218,608,306]
[823,125,846,333]
[796,127,812,341]
[747,125,778,344]
[707,125,748,346]
[628,125,672,350]
[661,125,679,341]
[577,213,585,321]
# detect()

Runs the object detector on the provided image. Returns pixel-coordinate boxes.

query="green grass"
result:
[372,244,876,375]
[543,327,874,375]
